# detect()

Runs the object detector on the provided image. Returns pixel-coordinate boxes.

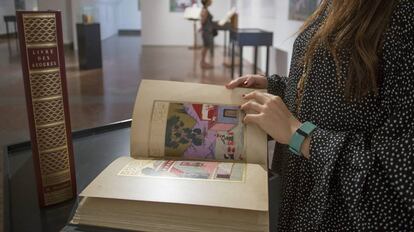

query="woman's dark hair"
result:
[301,0,396,100]
[201,0,210,7]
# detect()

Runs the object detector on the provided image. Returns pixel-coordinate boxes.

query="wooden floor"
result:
[0,35,257,228]
[0,35,257,147]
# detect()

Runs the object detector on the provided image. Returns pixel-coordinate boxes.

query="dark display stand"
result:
[76,23,102,70]
[230,28,273,79]
[3,120,281,232]
[3,15,17,39]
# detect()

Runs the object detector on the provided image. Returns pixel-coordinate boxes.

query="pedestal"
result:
[76,23,102,70]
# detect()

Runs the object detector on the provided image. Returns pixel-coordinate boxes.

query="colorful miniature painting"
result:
[288,0,319,21]
[153,102,244,161]
[170,0,197,12]
[118,159,245,181]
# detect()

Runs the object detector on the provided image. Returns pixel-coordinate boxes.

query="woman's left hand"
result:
[241,91,301,145]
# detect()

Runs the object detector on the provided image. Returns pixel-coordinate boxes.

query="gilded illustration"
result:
[150,101,245,160]
[118,159,245,181]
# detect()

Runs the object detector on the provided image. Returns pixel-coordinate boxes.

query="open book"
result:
[69,80,269,232]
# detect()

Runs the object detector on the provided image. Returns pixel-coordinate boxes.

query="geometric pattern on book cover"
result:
[19,12,76,206]
[36,123,67,152]
[30,72,62,98]
[39,148,70,175]
[23,16,56,43]
[33,98,65,125]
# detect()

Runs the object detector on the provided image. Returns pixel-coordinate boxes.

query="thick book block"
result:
[16,11,77,207]
[70,80,270,231]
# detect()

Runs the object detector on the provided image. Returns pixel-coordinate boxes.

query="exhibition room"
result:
[0,0,413,231]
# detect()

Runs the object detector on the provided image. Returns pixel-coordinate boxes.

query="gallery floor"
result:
[0,34,259,227]
[0,34,258,147]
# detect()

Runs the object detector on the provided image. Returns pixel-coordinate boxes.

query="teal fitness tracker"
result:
[288,121,317,156]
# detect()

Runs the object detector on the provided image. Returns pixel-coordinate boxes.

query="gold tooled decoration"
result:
[23,15,56,44]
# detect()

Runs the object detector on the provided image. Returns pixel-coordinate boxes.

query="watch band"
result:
[288,121,317,156]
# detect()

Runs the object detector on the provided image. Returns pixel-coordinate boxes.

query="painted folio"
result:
[69,80,269,232]
[16,11,77,207]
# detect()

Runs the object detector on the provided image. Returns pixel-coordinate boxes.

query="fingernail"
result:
[243,81,248,85]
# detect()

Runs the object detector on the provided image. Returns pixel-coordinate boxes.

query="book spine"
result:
[16,11,77,207]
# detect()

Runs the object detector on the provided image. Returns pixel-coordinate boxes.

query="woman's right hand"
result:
[225,74,268,89]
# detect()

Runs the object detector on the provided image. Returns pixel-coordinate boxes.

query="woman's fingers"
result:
[243,76,255,87]
[241,101,263,113]
[243,91,268,104]
[225,74,267,89]
[225,76,248,89]
[243,113,261,124]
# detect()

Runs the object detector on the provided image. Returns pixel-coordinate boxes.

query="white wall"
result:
[96,1,118,39]
[38,0,73,44]
[139,0,305,74]
[116,0,141,30]
[236,0,304,75]
[141,0,231,46]
[71,0,120,50]
[25,0,38,10]
[0,0,16,35]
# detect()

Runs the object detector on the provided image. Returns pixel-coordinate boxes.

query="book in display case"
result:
[69,80,270,232]
[16,10,77,207]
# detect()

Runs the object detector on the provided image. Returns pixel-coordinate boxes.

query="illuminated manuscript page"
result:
[131,80,268,165]
[80,80,269,212]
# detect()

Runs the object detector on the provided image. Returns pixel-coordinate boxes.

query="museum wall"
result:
[71,0,119,50]
[38,0,73,44]
[23,0,139,49]
[236,0,304,76]
[141,0,231,46]
[0,0,16,35]
[24,0,38,11]
[116,0,141,31]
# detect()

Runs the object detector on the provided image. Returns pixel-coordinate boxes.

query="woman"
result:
[227,0,413,231]
[200,0,215,69]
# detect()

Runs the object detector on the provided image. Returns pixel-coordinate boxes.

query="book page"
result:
[131,80,267,165]
[149,101,245,161]
[118,159,245,182]
[80,156,268,212]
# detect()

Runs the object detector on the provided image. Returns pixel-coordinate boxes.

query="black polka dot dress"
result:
[267,0,414,231]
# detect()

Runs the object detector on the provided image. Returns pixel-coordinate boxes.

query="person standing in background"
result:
[200,0,216,69]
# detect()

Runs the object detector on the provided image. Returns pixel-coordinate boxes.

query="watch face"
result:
[297,128,308,137]
[300,121,317,135]
[289,122,316,157]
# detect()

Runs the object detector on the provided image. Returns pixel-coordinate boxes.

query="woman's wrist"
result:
[289,120,302,143]
[288,121,313,159]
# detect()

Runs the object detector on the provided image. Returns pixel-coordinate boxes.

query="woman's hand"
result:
[241,91,301,145]
[226,74,268,89]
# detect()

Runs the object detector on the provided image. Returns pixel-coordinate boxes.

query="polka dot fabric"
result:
[267,1,414,231]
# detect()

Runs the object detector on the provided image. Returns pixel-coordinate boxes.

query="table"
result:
[230,28,273,79]
[216,22,232,57]
[3,121,131,232]
[3,120,281,232]
[187,18,202,50]
[3,16,17,39]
